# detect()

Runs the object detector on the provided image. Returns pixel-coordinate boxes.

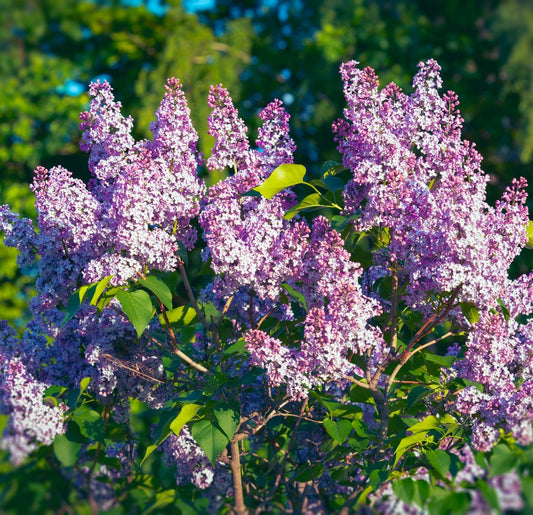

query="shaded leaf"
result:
[116,289,154,338]
[214,405,240,441]
[323,418,352,444]
[283,193,323,219]
[53,433,81,467]
[191,420,229,465]
[426,448,451,478]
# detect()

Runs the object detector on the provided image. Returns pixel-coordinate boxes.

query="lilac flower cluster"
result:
[334,59,529,312]
[0,78,204,465]
[200,85,309,302]
[246,216,384,400]
[159,425,215,489]
[455,272,533,451]
[0,321,66,465]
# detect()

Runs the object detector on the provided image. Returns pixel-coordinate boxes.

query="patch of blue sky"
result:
[91,73,113,84]
[56,79,85,96]
[182,0,215,12]
[121,0,167,16]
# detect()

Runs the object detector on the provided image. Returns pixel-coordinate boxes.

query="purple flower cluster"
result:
[455,273,533,451]
[0,77,204,464]
[334,59,529,312]
[160,425,215,489]
[246,216,384,400]
[0,321,66,465]
[200,85,309,302]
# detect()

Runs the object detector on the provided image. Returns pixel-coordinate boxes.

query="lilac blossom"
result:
[200,85,309,302]
[0,322,66,465]
[245,217,385,400]
[334,60,529,312]
[160,425,215,489]
[83,77,205,285]
[79,81,135,181]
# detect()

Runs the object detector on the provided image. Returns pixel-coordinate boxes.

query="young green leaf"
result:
[526,220,533,249]
[88,275,113,306]
[459,301,480,325]
[254,163,306,199]
[160,305,197,326]
[283,193,323,219]
[496,297,510,322]
[116,289,154,338]
[170,404,201,437]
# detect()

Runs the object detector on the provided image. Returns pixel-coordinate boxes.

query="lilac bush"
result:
[1,59,532,514]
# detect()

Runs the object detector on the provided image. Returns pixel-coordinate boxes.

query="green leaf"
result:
[191,419,229,465]
[170,404,201,436]
[139,276,173,310]
[160,305,197,326]
[392,478,415,504]
[214,405,240,441]
[294,463,325,482]
[496,297,510,322]
[477,480,500,510]
[141,406,180,465]
[79,376,91,393]
[53,433,81,467]
[459,301,480,325]
[368,468,388,490]
[116,289,154,338]
[522,476,533,508]
[413,480,431,507]
[407,385,433,408]
[254,163,306,199]
[320,160,344,176]
[281,283,307,309]
[526,220,533,249]
[394,432,427,468]
[323,418,352,444]
[426,448,451,478]
[283,193,323,220]
[71,407,105,444]
[489,444,520,477]
[88,275,113,305]
[223,338,247,357]
[322,175,345,192]
[407,415,440,434]
[423,352,456,368]
[61,286,89,327]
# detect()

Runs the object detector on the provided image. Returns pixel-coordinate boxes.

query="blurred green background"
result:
[1,0,533,330]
